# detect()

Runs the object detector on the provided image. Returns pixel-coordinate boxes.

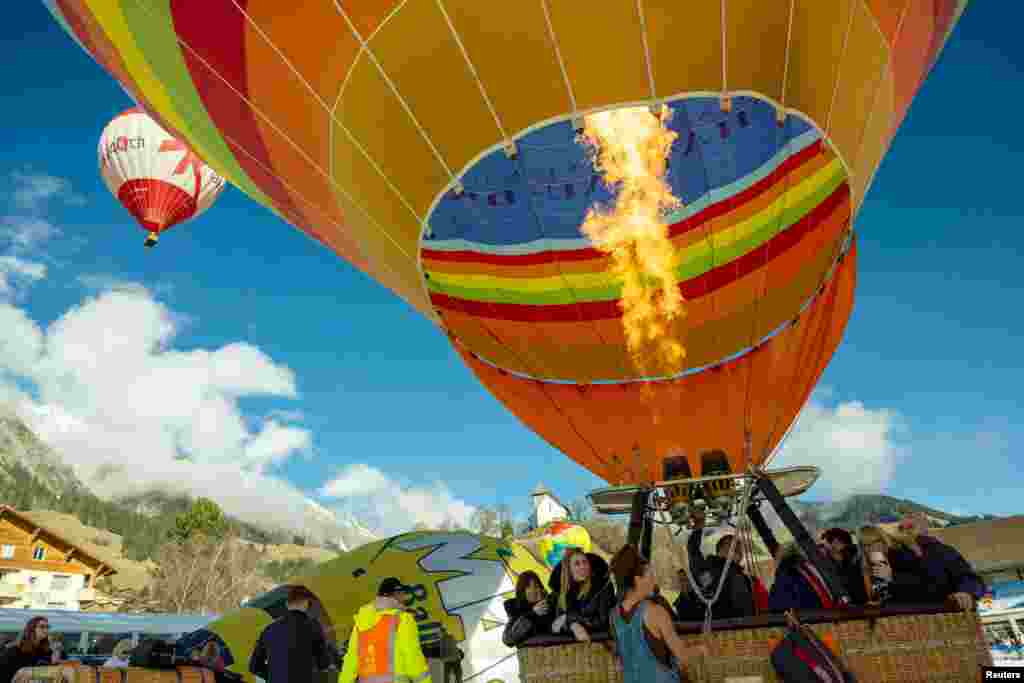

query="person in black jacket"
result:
[0,616,56,683]
[881,513,986,610]
[671,566,707,622]
[549,548,616,641]
[768,542,839,611]
[249,585,331,683]
[687,510,755,619]
[503,570,555,647]
[821,527,869,605]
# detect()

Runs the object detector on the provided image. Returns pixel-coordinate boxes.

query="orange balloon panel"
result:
[454,239,857,482]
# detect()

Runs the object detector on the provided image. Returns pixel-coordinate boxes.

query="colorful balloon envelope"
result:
[536,521,592,569]
[98,107,226,247]
[50,1,967,482]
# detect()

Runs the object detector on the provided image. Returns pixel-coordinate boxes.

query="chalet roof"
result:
[0,506,117,577]
[928,516,1024,571]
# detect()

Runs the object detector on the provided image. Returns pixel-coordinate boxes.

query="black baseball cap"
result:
[378,577,411,596]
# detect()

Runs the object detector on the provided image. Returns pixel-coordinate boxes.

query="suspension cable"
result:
[676,477,756,634]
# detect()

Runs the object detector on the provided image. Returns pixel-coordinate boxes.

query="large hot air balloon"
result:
[51,2,966,482]
[99,107,226,247]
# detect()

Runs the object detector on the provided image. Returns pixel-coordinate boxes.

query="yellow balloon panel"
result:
[441,1,572,137]
[338,52,450,219]
[827,1,890,184]
[545,0,651,109]
[368,0,504,178]
[642,0,723,97]
[784,0,855,137]
[724,0,789,102]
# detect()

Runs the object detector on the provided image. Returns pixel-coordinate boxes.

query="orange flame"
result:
[580,105,686,375]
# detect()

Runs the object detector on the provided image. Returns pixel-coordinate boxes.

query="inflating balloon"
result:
[99,108,225,247]
[51,1,967,483]
[190,531,549,683]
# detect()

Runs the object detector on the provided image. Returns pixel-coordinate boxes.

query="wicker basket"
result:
[24,664,216,683]
[518,608,992,683]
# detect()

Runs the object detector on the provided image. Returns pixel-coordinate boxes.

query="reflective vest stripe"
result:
[357,675,431,683]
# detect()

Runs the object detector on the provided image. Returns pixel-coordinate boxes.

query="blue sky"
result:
[0,3,1021,536]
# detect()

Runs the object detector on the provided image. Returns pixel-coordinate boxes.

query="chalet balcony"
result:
[0,581,23,605]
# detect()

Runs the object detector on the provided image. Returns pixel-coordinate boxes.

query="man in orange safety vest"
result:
[339,577,431,683]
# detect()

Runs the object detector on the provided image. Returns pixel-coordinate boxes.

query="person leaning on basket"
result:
[503,570,556,647]
[878,513,985,611]
[609,544,707,683]
[548,548,617,642]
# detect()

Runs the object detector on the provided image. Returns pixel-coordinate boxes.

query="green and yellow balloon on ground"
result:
[198,531,549,683]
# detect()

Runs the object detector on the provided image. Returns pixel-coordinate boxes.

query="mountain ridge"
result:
[0,408,377,558]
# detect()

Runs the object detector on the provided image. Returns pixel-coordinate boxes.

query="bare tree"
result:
[568,498,593,522]
[470,507,500,537]
[496,505,514,538]
[101,533,273,614]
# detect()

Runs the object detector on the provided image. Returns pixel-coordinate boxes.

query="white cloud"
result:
[245,420,312,467]
[1,217,59,251]
[0,284,330,537]
[77,274,174,299]
[0,256,46,298]
[0,303,43,376]
[320,463,478,536]
[11,171,85,212]
[772,393,905,500]
[319,464,391,498]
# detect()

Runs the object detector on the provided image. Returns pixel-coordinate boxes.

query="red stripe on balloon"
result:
[169,0,310,228]
[117,178,197,235]
[428,183,849,322]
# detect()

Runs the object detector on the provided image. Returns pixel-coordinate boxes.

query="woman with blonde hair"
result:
[863,516,985,610]
[548,547,616,641]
